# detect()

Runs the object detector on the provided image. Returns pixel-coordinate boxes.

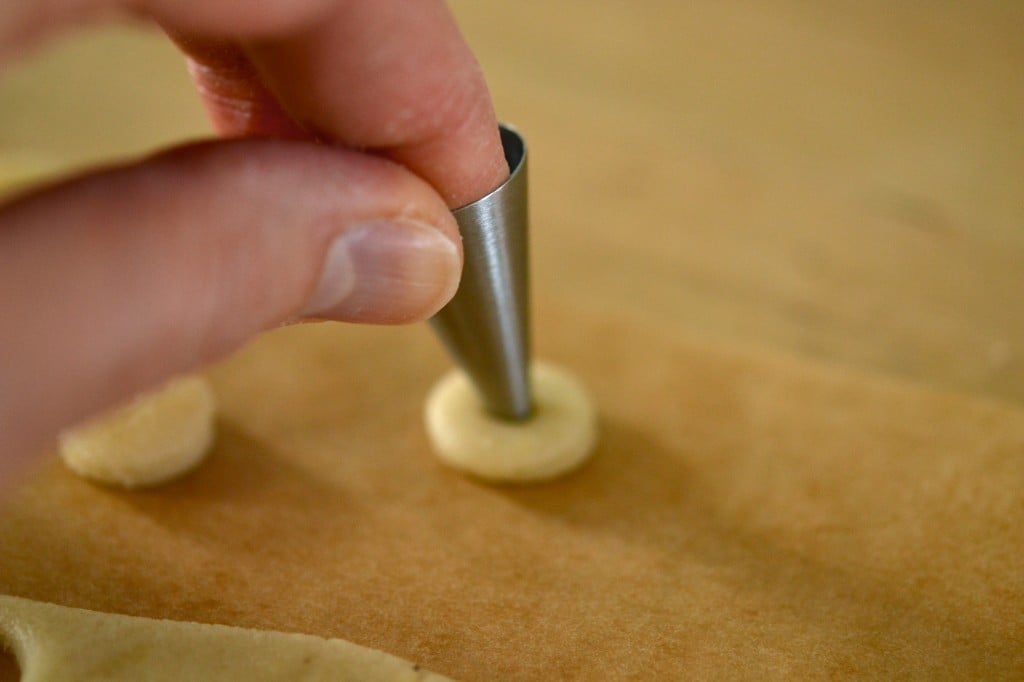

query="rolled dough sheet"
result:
[0,594,447,681]
[0,151,63,198]
[1,304,1022,679]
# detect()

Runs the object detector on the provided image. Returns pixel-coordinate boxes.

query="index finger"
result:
[167,0,510,207]
[3,0,509,208]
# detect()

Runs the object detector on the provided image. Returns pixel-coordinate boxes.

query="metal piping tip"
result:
[429,124,533,421]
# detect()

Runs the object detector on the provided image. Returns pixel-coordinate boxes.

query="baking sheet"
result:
[2,303,1022,679]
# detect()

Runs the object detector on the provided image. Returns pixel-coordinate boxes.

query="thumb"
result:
[0,138,461,479]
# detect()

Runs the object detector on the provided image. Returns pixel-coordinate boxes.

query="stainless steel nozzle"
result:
[429,124,532,420]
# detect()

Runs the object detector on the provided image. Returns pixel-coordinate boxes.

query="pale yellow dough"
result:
[0,151,62,198]
[0,595,449,682]
[424,363,597,483]
[58,376,216,488]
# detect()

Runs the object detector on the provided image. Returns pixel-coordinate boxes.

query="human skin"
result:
[0,0,509,487]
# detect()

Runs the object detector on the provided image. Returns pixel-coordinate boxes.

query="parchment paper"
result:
[1,304,1022,679]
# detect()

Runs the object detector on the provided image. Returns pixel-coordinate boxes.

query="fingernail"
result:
[302,219,461,323]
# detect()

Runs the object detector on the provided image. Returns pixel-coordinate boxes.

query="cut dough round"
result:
[424,362,597,483]
[59,375,216,488]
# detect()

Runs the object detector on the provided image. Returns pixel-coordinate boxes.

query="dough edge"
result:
[0,594,450,682]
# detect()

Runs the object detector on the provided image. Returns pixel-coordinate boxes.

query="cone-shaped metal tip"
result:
[429,124,532,420]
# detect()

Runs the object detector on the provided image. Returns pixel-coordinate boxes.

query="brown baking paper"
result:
[1,304,1022,679]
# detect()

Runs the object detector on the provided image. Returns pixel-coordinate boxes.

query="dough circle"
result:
[424,362,597,483]
[59,375,216,488]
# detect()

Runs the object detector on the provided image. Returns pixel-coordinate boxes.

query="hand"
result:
[0,0,509,484]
